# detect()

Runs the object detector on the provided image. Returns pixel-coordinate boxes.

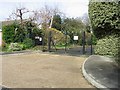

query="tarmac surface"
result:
[50,46,93,57]
[82,55,120,90]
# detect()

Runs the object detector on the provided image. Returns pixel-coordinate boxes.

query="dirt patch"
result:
[2,53,94,88]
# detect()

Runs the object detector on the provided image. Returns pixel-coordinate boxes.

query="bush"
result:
[8,43,23,51]
[89,1,120,39]
[44,28,70,45]
[94,35,120,67]
[86,33,97,45]
[95,35,118,56]
[22,38,35,49]
[2,23,17,43]
[115,36,120,67]
[95,34,120,66]
[2,41,6,47]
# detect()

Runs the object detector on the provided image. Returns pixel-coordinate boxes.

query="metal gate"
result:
[43,30,93,56]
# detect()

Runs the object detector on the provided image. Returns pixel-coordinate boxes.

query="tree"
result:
[9,7,29,25]
[2,22,20,43]
[51,14,62,31]
[8,7,32,41]
[32,5,61,30]
[62,18,85,44]
[82,13,91,33]
[89,1,120,39]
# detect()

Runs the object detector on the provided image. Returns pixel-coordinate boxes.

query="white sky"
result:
[0,0,89,21]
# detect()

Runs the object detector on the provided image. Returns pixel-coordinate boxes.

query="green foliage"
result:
[89,1,120,39]
[52,14,62,31]
[8,43,23,51]
[22,38,35,49]
[62,18,85,44]
[86,34,97,45]
[2,43,9,52]
[2,22,19,43]
[115,35,120,66]
[14,25,26,42]
[94,35,118,56]
[44,28,70,45]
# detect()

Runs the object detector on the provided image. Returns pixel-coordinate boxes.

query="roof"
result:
[2,19,21,26]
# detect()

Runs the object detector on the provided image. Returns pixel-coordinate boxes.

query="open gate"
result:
[43,30,93,56]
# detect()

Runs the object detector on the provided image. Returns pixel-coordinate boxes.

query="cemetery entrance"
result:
[43,30,93,56]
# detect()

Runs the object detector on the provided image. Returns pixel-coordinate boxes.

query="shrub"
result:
[22,38,35,49]
[114,36,120,67]
[2,41,6,47]
[95,35,118,56]
[94,34,120,66]
[2,23,17,43]
[44,28,70,45]
[86,33,97,45]
[89,1,120,39]
[8,43,23,51]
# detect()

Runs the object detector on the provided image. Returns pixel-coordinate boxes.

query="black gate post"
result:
[48,31,52,52]
[42,34,45,52]
[82,31,85,54]
[65,30,67,52]
[90,33,93,55]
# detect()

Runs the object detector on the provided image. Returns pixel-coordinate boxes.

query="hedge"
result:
[94,34,119,65]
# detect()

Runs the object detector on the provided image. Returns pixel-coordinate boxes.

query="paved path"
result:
[83,55,120,90]
[50,46,94,57]
[2,53,95,88]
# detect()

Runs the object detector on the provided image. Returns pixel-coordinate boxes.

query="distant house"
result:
[2,19,21,26]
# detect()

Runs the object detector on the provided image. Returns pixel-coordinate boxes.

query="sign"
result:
[73,36,78,40]
[39,37,42,41]
[35,36,42,41]
[0,29,2,32]
[35,36,40,39]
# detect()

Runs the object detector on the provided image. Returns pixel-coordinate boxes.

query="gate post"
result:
[42,34,45,52]
[82,31,85,54]
[90,33,93,55]
[48,31,52,52]
[65,30,67,52]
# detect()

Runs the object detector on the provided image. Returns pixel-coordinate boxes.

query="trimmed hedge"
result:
[95,35,118,56]
[94,35,119,65]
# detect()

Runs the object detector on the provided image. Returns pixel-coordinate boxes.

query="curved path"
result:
[82,55,120,90]
[2,53,95,88]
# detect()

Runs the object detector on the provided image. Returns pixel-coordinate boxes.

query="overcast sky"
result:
[0,0,89,21]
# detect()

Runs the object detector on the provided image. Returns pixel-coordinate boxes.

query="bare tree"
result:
[31,5,61,29]
[9,7,29,25]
